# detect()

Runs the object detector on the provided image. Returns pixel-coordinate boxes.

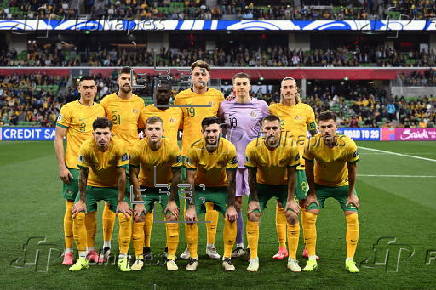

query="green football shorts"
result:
[306,184,358,212]
[75,186,128,213]
[140,186,180,214]
[62,168,79,201]
[250,183,290,213]
[194,186,228,215]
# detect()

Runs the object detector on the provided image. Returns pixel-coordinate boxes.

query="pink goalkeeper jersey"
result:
[219,98,269,168]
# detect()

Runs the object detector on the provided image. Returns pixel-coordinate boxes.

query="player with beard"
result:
[184,117,238,271]
[98,67,146,262]
[219,72,269,258]
[245,115,301,272]
[175,60,225,261]
[303,111,360,273]
[269,77,318,260]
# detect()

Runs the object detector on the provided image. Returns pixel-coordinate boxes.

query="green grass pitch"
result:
[0,141,435,289]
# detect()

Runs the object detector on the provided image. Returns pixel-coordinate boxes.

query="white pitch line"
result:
[359,146,436,163]
[359,174,436,178]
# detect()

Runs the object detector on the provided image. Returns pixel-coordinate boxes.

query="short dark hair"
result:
[318,111,336,122]
[146,116,163,126]
[191,60,210,72]
[232,72,250,83]
[93,117,112,130]
[78,76,95,83]
[119,66,132,76]
[201,116,221,128]
[261,115,280,124]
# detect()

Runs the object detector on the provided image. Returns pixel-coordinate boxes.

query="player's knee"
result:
[73,212,86,222]
[286,211,299,225]
[117,213,131,224]
[165,214,177,222]
[248,212,260,222]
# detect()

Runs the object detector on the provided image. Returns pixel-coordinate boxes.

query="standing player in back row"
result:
[219,72,269,257]
[175,60,225,260]
[54,76,105,265]
[269,77,317,260]
[303,111,360,273]
[98,67,146,261]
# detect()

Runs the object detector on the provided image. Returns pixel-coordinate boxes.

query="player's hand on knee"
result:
[72,200,86,218]
[165,201,179,219]
[59,167,72,184]
[185,206,197,222]
[285,200,300,216]
[346,194,360,209]
[305,192,319,208]
[226,206,238,222]
[117,201,132,219]
[134,204,145,221]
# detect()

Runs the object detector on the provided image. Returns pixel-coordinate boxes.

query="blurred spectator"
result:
[1,43,435,67]
[0,0,434,20]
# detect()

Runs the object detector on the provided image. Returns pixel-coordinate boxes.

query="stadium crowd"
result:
[398,69,436,86]
[1,73,434,128]
[0,0,434,20]
[2,43,435,67]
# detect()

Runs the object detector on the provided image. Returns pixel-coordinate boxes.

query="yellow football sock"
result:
[144,212,153,248]
[185,223,198,259]
[132,221,145,257]
[246,220,259,259]
[117,213,132,255]
[166,221,179,260]
[275,205,287,248]
[85,211,96,248]
[303,211,318,257]
[223,219,237,259]
[205,202,218,245]
[287,220,300,259]
[64,201,74,249]
[73,212,87,252]
[102,202,116,243]
[346,213,359,259]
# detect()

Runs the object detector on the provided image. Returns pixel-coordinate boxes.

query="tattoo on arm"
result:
[287,167,296,202]
[226,169,236,207]
[117,167,126,202]
[347,162,357,196]
[79,167,89,202]
[170,168,181,202]
[248,167,258,202]
[129,167,142,201]
[305,160,315,193]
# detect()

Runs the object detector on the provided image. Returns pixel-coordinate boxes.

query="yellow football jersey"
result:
[245,137,300,185]
[77,137,129,188]
[174,88,224,154]
[269,102,316,169]
[56,100,106,169]
[141,105,182,143]
[303,134,359,187]
[100,93,145,146]
[185,138,238,187]
[130,138,182,187]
